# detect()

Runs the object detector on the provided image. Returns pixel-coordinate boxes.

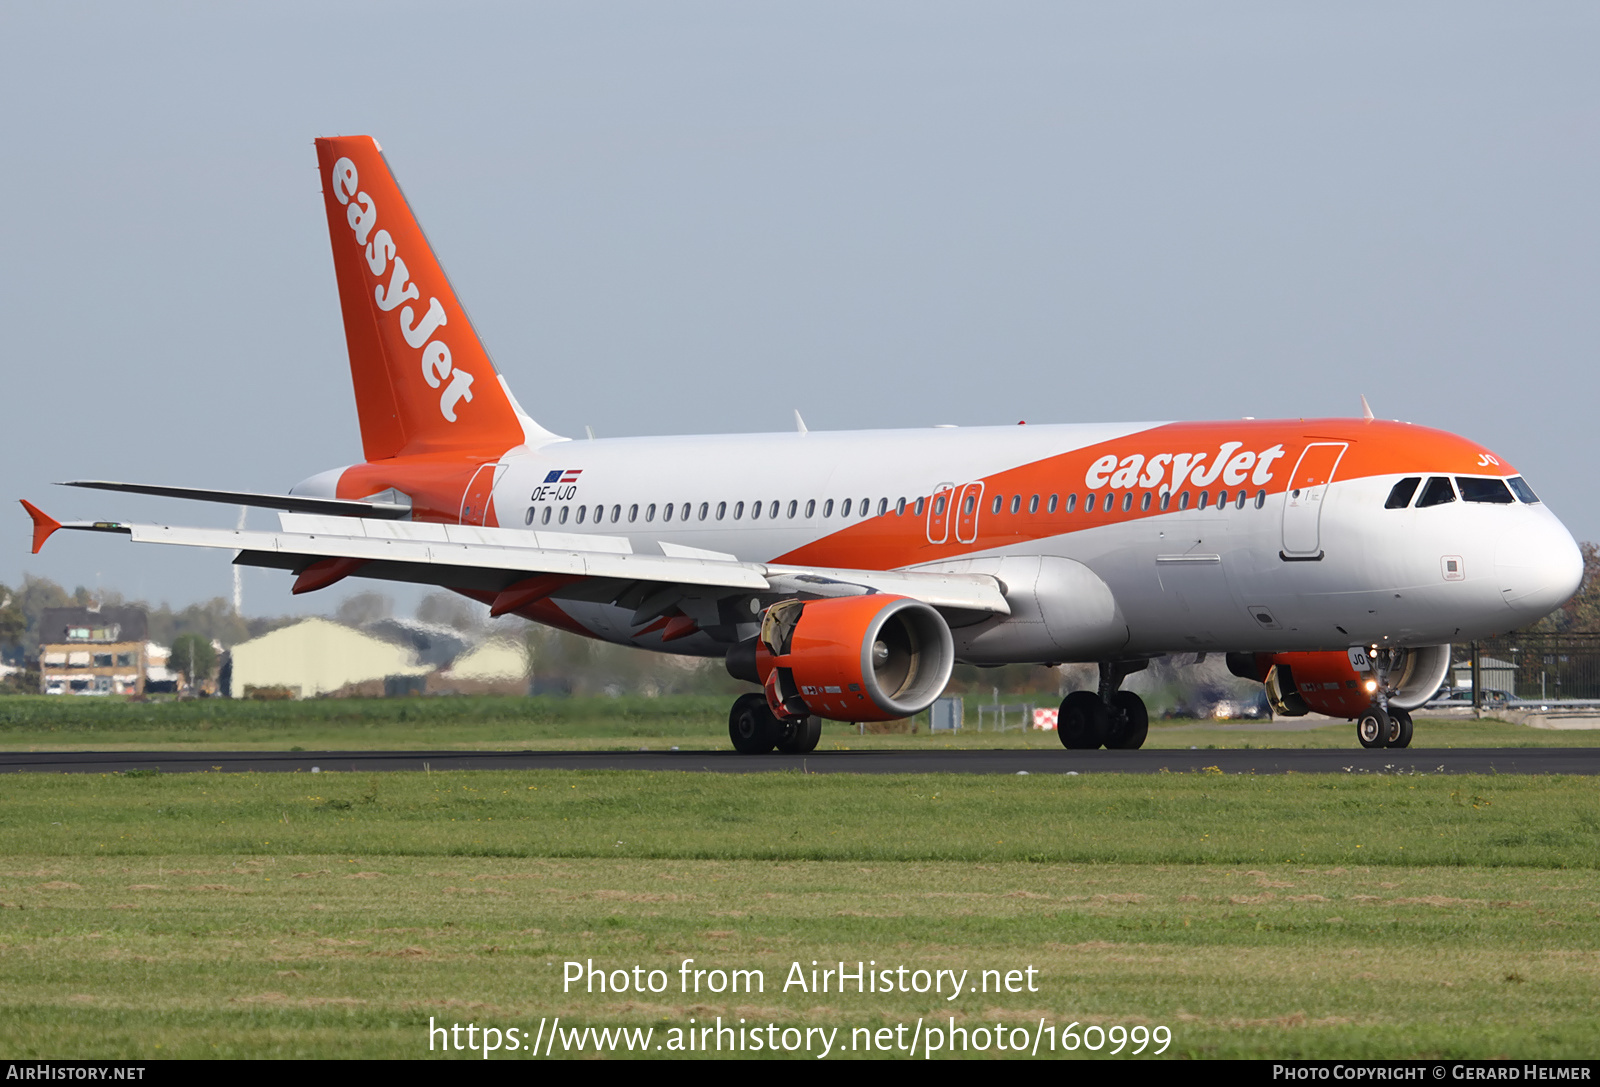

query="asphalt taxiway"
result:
[3,748,1596,775]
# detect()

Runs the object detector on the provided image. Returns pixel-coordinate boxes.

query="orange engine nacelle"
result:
[1230,645,1452,720]
[754,595,955,722]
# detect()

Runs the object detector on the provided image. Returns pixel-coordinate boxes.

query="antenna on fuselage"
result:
[1360,395,1375,421]
[794,410,808,435]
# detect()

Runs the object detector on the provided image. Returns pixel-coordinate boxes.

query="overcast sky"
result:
[2,2,1596,617]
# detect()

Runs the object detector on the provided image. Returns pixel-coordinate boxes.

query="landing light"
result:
[1364,680,1378,693]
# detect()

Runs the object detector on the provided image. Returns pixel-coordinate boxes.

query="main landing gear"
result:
[1058,661,1149,750]
[1356,704,1413,749]
[728,692,821,755]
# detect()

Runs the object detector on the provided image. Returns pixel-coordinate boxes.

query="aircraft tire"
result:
[1384,707,1413,749]
[776,714,822,754]
[1059,691,1110,750]
[1356,706,1389,749]
[729,693,781,754]
[1105,691,1149,750]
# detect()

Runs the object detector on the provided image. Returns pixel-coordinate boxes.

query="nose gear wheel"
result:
[1356,706,1390,749]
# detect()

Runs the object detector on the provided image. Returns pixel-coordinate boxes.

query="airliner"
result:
[21,136,1583,753]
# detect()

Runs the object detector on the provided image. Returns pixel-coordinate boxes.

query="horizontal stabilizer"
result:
[59,481,411,519]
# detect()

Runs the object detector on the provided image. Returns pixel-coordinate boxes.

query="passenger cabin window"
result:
[804,499,815,518]
[787,500,797,518]
[1160,492,1171,511]
[1416,477,1456,507]
[1085,494,1096,513]
[716,502,726,520]
[1456,477,1514,504]
[612,504,622,523]
[878,498,888,516]
[1385,477,1422,509]
[750,501,761,519]
[1063,494,1074,512]
[769,500,780,519]
[1254,490,1266,509]
[1029,495,1039,514]
[1140,493,1152,511]
[646,503,657,522]
[1046,494,1058,513]
[542,507,553,525]
[823,499,834,518]
[1508,477,1540,504]
[841,498,853,517]
[896,498,906,515]
[629,504,639,522]
[916,497,928,516]
[733,501,744,519]
[681,503,691,521]
[991,495,1002,515]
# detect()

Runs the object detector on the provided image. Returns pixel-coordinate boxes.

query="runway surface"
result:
[4,747,1598,775]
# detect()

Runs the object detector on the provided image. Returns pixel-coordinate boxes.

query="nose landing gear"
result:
[1354,646,1414,749]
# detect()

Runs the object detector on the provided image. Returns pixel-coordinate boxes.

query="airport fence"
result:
[1456,633,1600,707]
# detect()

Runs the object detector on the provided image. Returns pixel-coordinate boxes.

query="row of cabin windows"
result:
[524,487,1271,528]
[525,497,899,527]
[1384,475,1540,510]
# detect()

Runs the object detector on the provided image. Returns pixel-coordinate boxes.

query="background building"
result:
[38,606,149,695]
[224,617,433,699]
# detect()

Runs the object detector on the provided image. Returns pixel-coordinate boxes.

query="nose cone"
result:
[1495,512,1585,623]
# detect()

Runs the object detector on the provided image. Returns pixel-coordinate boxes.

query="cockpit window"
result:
[1416,476,1456,508]
[1385,477,1421,509]
[1455,477,1514,504]
[1508,476,1541,504]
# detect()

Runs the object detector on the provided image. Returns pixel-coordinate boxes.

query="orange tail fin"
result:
[314,136,553,462]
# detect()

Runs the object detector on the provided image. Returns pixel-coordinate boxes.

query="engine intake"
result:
[1250,644,1452,719]
[752,595,954,722]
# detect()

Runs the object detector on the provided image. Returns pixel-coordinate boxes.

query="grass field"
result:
[2,769,1599,1059]
[0,694,1591,751]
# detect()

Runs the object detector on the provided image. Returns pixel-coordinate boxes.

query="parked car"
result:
[1428,686,1511,705]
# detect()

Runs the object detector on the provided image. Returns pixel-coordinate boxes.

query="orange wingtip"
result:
[19,500,61,554]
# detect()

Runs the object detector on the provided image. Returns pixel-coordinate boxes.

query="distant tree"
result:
[1531,541,1600,633]
[336,592,393,627]
[169,633,218,687]
[0,585,24,653]
[147,597,255,648]
[417,592,484,633]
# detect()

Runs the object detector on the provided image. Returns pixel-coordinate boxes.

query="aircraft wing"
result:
[58,480,412,519]
[20,505,1010,623]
